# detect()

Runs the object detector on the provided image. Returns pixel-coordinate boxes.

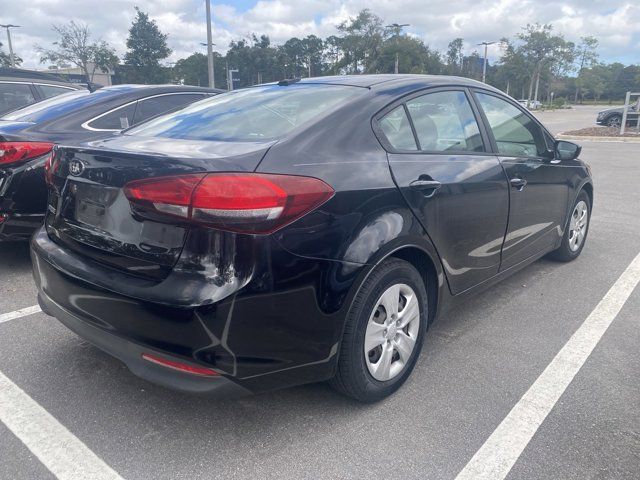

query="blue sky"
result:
[3,0,639,68]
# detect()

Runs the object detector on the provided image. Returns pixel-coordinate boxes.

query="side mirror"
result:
[555,140,581,161]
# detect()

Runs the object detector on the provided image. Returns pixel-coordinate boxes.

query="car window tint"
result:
[88,103,137,130]
[475,92,550,158]
[0,83,36,115]
[133,93,206,124]
[406,91,483,152]
[38,85,75,99]
[378,106,417,151]
[127,84,366,142]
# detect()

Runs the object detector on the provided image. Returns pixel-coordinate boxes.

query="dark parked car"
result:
[32,75,593,402]
[0,84,221,240]
[596,100,639,128]
[0,67,83,115]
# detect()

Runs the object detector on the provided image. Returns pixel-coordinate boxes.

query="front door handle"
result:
[510,178,527,191]
[410,178,442,198]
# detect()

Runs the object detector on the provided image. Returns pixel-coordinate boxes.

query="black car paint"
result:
[31,75,593,396]
[0,85,221,240]
[596,104,639,126]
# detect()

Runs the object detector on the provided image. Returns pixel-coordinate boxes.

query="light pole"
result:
[200,41,216,88]
[0,24,20,68]
[385,23,410,74]
[477,41,495,83]
[204,0,215,88]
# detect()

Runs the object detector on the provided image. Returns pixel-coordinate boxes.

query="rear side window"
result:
[133,93,206,124]
[0,82,36,115]
[378,106,417,151]
[38,85,75,99]
[87,103,137,130]
[127,84,366,141]
[475,92,550,158]
[406,91,483,152]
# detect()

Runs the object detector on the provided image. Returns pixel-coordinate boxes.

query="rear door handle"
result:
[510,178,527,191]
[410,179,442,198]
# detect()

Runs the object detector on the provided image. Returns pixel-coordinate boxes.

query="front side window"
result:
[378,106,417,151]
[475,92,551,159]
[0,83,36,115]
[127,84,366,142]
[406,91,483,152]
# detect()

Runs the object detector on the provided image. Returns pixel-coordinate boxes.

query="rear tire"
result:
[330,258,428,402]
[548,190,591,262]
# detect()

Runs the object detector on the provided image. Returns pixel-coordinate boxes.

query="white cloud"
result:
[2,0,638,68]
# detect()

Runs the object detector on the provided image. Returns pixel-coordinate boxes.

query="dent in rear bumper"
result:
[37,288,251,398]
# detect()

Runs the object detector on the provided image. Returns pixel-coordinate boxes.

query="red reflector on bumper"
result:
[141,353,220,377]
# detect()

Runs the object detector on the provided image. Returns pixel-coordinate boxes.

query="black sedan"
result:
[596,100,639,128]
[31,75,593,402]
[0,84,221,240]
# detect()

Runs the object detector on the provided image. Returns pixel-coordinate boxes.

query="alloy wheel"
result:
[607,116,621,128]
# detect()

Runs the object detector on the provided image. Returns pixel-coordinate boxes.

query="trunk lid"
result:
[46,135,274,280]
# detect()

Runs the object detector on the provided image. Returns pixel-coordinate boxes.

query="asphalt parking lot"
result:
[1,107,639,480]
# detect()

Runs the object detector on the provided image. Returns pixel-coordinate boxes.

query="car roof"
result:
[1,84,222,124]
[0,67,81,88]
[97,84,223,94]
[289,74,498,91]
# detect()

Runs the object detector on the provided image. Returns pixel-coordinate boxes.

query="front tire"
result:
[330,258,428,402]
[606,115,622,128]
[549,190,591,262]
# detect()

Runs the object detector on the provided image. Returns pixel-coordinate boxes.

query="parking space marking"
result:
[0,305,42,325]
[0,370,124,480]
[455,251,640,480]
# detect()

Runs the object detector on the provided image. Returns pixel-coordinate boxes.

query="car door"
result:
[377,88,510,294]
[472,90,571,271]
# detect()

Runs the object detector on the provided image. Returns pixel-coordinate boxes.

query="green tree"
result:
[516,24,575,103]
[334,9,385,73]
[174,52,208,86]
[123,7,172,83]
[446,38,464,74]
[375,36,443,74]
[37,21,118,82]
[0,41,22,67]
[574,36,599,102]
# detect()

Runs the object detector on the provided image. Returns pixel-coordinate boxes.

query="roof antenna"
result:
[278,78,301,86]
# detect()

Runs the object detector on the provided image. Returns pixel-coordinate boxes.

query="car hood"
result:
[598,107,623,115]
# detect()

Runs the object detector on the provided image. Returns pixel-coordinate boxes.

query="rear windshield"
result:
[126,84,366,142]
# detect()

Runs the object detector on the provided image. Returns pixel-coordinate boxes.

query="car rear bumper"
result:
[31,226,358,395]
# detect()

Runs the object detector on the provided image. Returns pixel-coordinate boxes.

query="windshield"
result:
[126,84,366,142]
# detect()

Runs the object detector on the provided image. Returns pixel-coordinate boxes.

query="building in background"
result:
[39,62,114,86]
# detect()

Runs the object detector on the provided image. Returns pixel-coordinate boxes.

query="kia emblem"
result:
[69,160,85,176]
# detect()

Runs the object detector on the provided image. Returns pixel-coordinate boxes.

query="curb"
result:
[557,133,640,143]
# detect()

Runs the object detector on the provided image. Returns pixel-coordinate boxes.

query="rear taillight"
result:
[0,142,54,166]
[44,151,58,185]
[124,173,334,234]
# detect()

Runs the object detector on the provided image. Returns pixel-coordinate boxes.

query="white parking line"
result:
[0,305,42,325]
[0,370,124,480]
[455,251,640,480]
